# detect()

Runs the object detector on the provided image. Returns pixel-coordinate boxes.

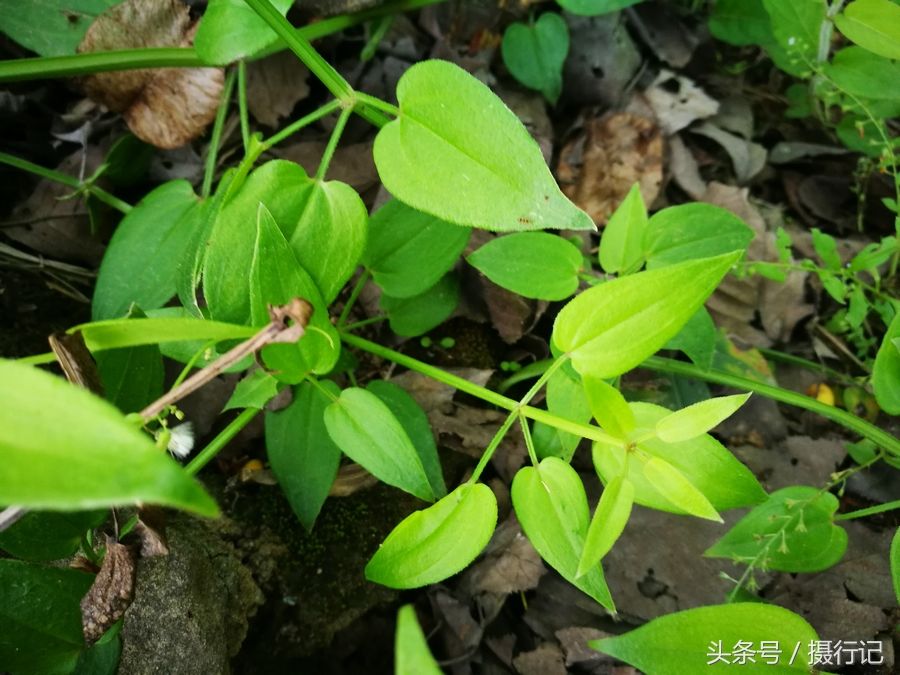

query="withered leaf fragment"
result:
[78,0,224,149]
[81,535,136,643]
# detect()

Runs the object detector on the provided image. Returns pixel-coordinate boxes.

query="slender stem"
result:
[0,151,131,214]
[260,99,342,151]
[468,411,519,484]
[238,61,251,154]
[757,346,862,387]
[337,269,371,327]
[835,498,900,521]
[643,356,900,457]
[519,414,539,466]
[306,375,340,402]
[354,91,400,118]
[342,315,387,332]
[316,104,354,181]
[361,15,395,61]
[202,68,236,198]
[185,408,261,476]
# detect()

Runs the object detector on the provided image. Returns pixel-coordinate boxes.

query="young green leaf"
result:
[708,0,775,46]
[557,0,643,17]
[591,603,819,673]
[365,483,497,587]
[761,0,824,69]
[598,183,648,274]
[664,307,717,370]
[467,232,583,300]
[644,203,752,270]
[533,366,592,460]
[705,486,847,572]
[643,456,722,522]
[367,380,446,499]
[593,402,766,514]
[265,380,342,530]
[553,252,740,379]
[834,0,900,60]
[655,393,751,443]
[811,228,842,270]
[93,180,202,320]
[95,343,164,414]
[873,313,900,415]
[223,368,280,411]
[373,59,594,233]
[0,560,93,674]
[395,605,442,675]
[324,387,434,502]
[0,359,218,516]
[382,273,459,337]
[0,510,106,562]
[501,13,569,104]
[75,317,256,353]
[194,0,293,64]
[576,475,634,577]
[0,0,116,57]
[891,527,900,605]
[825,47,900,102]
[582,375,635,439]
[363,199,470,299]
[511,458,615,611]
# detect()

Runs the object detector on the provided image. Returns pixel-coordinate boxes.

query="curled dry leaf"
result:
[643,70,719,135]
[246,51,310,128]
[78,0,224,149]
[558,112,663,225]
[464,517,546,595]
[81,536,136,643]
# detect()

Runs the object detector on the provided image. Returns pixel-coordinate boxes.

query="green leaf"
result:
[826,47,900,101]
[95,343,164,414]
[591,603,819,674]
[553,253,740,379]
[0,360,218,516]
[811,228,842,270]
[395,605,442,675]
[76,317,255,353]
[74,620,121,675]
[577,475,633,577]
[557,0,643,17]
[705,486,847,572]
[501,13,569,104]
[655,393,751,443]
[366,483,497,587]
[598,183,648,274]
[708,0,775,46]
[382,273,459,337]
[891,527,900,605]
[664,307,717,370]
[265,380,342,530]
[250,205,340,379]
[367,380,446,499]
[0,559,93,675]
[594,402,766,514]
[364,199,470,299]
[834,0,900,60]
[582,375,635,439]
[512,458,615,611]
[0,0,117,56]
[93,180,202,320]
[373,59,594,233]
[0,510,106,561]
[761,0,825,70]
[873,312,900,414]
[533,366,592,460]
[643,456,722,522]
[644,203,753,269]
[467,232,582,300]
[223,369,280,411]
[194,0,293,64]
[324,387,434,501]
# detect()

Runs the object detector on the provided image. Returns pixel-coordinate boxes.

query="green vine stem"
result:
[237,61,251,153]
[201,67,236,198]
[315,103,354,181]
[643,355,900,457]
[185,407,260,476]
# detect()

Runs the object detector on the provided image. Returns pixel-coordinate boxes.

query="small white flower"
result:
[167,422,195,459]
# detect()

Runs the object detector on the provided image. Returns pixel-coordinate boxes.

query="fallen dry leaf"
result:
[564,13,641,107]
[643,70,719,135]
[81,536,136,643]
[690,121,766,183]
[513,642,567,675]
[558,111,663,225]
[464,517,545,595]
[246,51,310,128]
[78,0,223,149]
[275,141,378,193]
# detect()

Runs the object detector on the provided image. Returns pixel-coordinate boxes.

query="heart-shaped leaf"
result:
[501,13,569,104]
[194,0,293,64]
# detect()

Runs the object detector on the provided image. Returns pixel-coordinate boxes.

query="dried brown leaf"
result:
[465,518,545,595]
[81,536,135,643]
[246,51,310,128]
[513,643,567,675]
[643,70,719,135]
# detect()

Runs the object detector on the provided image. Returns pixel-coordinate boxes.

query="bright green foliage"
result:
[664,308,717,370]
[0,360,218,515]
[250,205,340,379]
[501,13,569,104]
[0,0,117,57]
[0,510,105,561]
[643,456,722,522]
[582,375,634,438]
[364,199,470,298]
[223,369,280,411]
[194,0,293,64]
[365,483,497,587]
[95,342,164,413]
[553,253,740,379]
[891,527,900,605]
[644,203,753,270]
[593,402,766,515]
[591,603,819,674]
[557,0,643,17]
[811,228,842,270]
[93,180,202,320]
[265,380,342,530]
[577,474,633,577]
[533,366,592,460]
[655,393,751,443]
[706,487,848,572]
[73,317,255,355]
[381,273,459,337]
[834,0,900,60]
[324,387,435,501]
[394,605,442,675]
[825,47,900,102]
[708,0,773,46]
[761,0,825,73]
[373,60,594,232]
[598,183,647,274]
[873,312,900,414]
[0,560,93,675]
[467,232,583,300]
[512,458,615,611]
